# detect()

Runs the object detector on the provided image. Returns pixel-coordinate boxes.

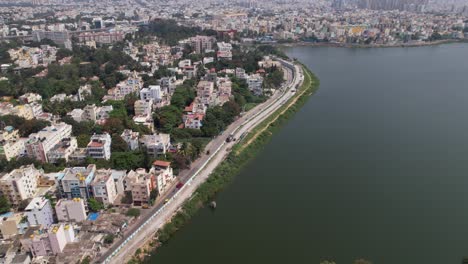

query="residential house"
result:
[132,115,154,132]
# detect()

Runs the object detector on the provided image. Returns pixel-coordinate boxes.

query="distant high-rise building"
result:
[332,0,346,9]
[357,0,428,11]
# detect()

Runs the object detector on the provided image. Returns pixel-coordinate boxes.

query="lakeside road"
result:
[97,59,303,264]
[277,39,465,49]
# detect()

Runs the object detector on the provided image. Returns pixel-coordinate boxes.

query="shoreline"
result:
[277,39,466,49]
[126,64,319,264]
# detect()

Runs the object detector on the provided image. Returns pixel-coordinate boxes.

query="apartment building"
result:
[124,169,156,206]
[82,104,113,124]
[134,99,153,116]
[217,42,233,60]
[20,223,75,257]
[24,197,54,228]
[47,137,77,163]
[120,129,139,150]
[86,133,112,160]
[55,198,87,223]
[151,160,175,195]
[25,122,72,163]
[90,169,118,206]
[197,81,216,106]
[114,72,143,98]
[57,165,97,200]
[247,74,264,96]
[140,85,162,102]
[0,126,26,161]
[0,165,41,206]
[139,133,170,157]
[189,35,216,54]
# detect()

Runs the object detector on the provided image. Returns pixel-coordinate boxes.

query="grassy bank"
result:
[128,65,319,263]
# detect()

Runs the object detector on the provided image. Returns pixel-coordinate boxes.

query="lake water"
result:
[148,43,468,264]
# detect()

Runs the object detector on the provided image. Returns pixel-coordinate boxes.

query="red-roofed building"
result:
[183,113,204,129]
[151,160,174,194]
[86,133,111,160]
[153,160,171,168]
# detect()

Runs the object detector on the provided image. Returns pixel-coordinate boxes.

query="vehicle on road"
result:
[176,182,184,189]
[226,133,236,142]
[164,199,169,204]
[206,150,210,155]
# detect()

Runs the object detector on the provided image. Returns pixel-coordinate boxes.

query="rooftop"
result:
[25,197,49,211]
[153,160,171,168]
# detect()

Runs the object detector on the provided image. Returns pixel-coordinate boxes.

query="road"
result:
[98,59,303,264]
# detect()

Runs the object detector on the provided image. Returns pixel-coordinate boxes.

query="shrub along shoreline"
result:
[128,65,320,263]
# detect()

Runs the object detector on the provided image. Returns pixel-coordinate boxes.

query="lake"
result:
[148,43,468,264]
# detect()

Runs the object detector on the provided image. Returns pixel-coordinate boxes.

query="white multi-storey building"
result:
[86,133,112,160]
[25,122,72,163]
[120,129,139,150]
[91,169,118,206]
[151,160,175,195]
[0,165,41,206]
[217,42,233,60]
[140,85,162,102]
[24,197,54,228]
[0,126,26,161]
[139,133,170,157]
[247,74,264,96]
[134,99,153,116]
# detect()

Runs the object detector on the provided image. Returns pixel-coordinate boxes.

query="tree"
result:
[149,189,159,205]
[170,84,195,109]
[111,134,128,152]
[0,195,10,214]
[104,234,115,244]
[154,106,183,134]
[88,198,104,212]
[102,118,125,135]
[80,256,91,264]
[121,191,133,204]
[126,208,141,218]
[354,259,372,264]
[77,134,91,148]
